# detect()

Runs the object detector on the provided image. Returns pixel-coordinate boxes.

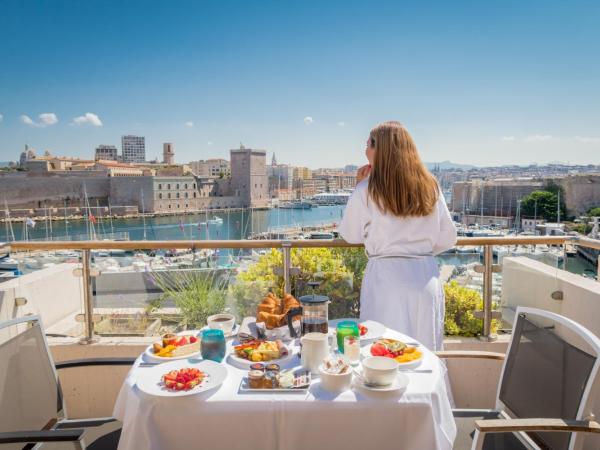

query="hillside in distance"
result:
[425,161,477,170]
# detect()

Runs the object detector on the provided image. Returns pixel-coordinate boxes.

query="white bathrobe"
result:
[338,179,457,351]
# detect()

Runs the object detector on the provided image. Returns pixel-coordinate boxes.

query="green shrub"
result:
[444,281,498,337]
[148,270,228,329]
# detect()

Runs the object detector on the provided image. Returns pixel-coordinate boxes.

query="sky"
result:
[0,0,599,167]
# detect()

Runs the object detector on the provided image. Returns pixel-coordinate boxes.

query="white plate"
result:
[227,345,298,369]
[136,359,227,397]
[354,371,409,392]
[144,332,201,363]
[360,343,423,369]
[328,319,386,342]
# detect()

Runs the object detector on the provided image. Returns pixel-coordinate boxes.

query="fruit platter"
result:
[162,367,206,391]
[228,338,295,368]
[144,332,201,362]
[136,359,228,397]
[362,338,423,368]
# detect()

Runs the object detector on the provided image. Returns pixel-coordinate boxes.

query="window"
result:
[159,193,162,199]
[185,192,188,198]
[168,193,171,199]
[176,184,180,189]
[167,183,171,189]
[168,204,171,209]
[176,193,180,199]
[158,183,162,189]
[194,192,197,198]
[193,183,196,189]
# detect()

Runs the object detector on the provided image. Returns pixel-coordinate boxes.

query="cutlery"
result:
[399,369,432,373]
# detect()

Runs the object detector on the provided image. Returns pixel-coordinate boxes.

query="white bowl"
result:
[318,364,353,393]
[361,356,399,386]
[206,313,236,335]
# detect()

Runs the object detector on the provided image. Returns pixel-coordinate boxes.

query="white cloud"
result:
[526,134,552,142]
[207,141,213,146]
[337,121,346,127]
[575,136,600,144]
[184,121,194,128]
[72,112,103,126]
[39,113,58,126]
[0,114,3,123]
[501,136,515,141]
[303,116,314,125]
[20,113,59,127]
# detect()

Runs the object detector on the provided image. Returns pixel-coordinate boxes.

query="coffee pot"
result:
[286,284,329,338]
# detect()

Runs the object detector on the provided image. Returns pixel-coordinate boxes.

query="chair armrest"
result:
[0,429,84,444]
[435,350,505,361]
[55,357,137,370]
[475,418,600,434]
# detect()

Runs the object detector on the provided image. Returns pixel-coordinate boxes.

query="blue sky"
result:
[0,0,599,167]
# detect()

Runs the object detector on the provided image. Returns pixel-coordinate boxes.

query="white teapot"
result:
[300,332,329,373]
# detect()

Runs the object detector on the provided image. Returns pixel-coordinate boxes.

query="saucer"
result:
[353,371,409,392]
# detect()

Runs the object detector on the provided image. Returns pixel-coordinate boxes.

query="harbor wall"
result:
[0,171,110,209]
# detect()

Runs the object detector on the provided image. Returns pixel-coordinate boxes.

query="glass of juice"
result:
[343,335,361,365]
[336,321,359,354]
[201,329,226,362]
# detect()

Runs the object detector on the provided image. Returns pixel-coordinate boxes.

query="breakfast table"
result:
[113,323,457,450]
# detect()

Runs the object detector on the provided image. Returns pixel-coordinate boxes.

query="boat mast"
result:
[140,189,147,241]
[4,199,15,242]
[63,199,69,240]
[108,199,114,236]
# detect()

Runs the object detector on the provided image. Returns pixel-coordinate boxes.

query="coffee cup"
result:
[207,313,236,335]
[361,356,398,386]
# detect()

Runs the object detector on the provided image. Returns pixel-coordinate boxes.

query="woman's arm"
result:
[432,194,457,254]
[338,181,369,244]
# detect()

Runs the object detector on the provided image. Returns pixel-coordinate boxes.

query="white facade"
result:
[121,135,146,163]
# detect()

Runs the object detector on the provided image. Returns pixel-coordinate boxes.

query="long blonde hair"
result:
[367,121,439,217]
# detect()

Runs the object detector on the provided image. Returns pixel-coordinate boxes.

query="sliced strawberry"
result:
[189,336,198,344]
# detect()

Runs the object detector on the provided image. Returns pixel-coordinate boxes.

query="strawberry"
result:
[176,382,185,391]
[189,336,198,344]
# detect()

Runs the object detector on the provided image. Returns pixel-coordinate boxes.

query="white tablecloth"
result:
[113,328,456,450]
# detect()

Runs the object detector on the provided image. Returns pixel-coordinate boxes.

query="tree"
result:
[588,207,600,217]
[521,190,566,222]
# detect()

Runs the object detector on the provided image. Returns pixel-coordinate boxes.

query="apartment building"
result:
[189,159,230,178]
[94,145,118,161]
[121,135,146,163]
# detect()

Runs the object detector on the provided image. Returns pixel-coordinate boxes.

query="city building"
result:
[229,145,269,208]
[189,159,230,178]
[344,164,358,174]
[95,145,118,161]
[293,166,312,180]
[267,164,294,197]
[121,135,146,163]
[162,143,175,165]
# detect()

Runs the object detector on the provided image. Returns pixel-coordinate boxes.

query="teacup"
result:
[207,313,236,335]
[361,356,399,386]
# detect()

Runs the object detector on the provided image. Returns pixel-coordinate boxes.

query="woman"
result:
[338,121,457,351]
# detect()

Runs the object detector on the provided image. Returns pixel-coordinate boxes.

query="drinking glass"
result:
[336,320,359,353]
[201,329,226,362]
[343,335,361,364]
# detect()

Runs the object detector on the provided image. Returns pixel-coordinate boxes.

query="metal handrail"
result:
[8,235,579,250]
[6,235,599,344]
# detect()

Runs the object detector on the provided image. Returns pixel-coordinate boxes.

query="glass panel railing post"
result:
[79,249,97,344]
[482,245,493,340]
[282,241,291,295]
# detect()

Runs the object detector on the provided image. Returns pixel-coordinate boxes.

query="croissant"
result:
[257,311,286,330]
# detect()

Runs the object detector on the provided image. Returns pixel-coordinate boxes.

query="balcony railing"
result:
[4,235,600,344]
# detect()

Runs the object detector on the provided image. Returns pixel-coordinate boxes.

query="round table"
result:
[113,325,456,450]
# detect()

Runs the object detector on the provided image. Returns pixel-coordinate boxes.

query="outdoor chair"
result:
[437,306,600,450]
[0,315,135,449]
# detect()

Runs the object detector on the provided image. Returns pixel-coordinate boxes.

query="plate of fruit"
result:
[328,319,386,342]
[362,338,423,368]
[144,332,201,363]
[228,339,296,368]
[136,359,227,397]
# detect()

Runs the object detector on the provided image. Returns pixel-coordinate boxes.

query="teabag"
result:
[322,354,350,374]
